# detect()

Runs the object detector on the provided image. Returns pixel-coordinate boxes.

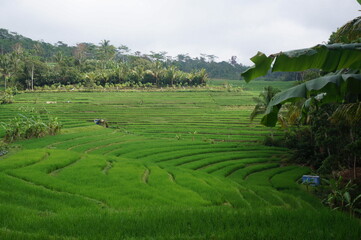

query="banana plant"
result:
[241,43,361,127]
[323,177,361,216]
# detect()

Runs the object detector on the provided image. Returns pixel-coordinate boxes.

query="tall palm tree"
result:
[167,65,178,86]
[0,54,9,89]
[197,68,208,85]
[98,40,116,64]
[329,16,361,43]
[23,55,36,90]
[150,61,164,86]
[53,51,64,64]
[0,53,20,90]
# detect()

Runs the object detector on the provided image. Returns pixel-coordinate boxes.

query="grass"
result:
[208,78,294,91]
[0,81,360,239]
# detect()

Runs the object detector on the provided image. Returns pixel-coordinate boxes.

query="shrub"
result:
[283,127,319,167]
[1,88,15,104]
[320,177,361,217]
[263,135,284,147]
[1,114,62,143]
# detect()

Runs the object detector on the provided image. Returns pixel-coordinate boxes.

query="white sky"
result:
[1,0,360,65]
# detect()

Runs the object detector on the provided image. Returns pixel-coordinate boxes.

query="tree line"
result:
[0,29,254,90]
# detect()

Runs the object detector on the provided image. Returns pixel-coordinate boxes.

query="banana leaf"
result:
[241,52,274,82]
[261,74,361,127]
[242,43,361,82]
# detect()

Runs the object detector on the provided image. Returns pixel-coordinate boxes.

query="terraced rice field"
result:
[208,79,294,91]
[0,85,360,239]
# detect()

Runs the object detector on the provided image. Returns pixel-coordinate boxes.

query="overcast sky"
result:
[1,0,360,65]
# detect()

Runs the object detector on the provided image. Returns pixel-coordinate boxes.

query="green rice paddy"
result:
[0,82,360,239]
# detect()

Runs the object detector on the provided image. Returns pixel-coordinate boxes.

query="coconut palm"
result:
[250,86,281,121]
[98,40,116,63]
[150,61,164,86]
[195,68,208,85]
[329,16,361,43]
[0,54,9,89]
[166,65,178,86]
[53,51,64,63]
[0,53,21,90]
[130,66,144,84]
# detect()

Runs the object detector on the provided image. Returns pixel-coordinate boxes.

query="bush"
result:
[1,114,62,143]
[263,134,284,147]
[0,93,13,104]
[281,104,361,175]
[316,176,361,217]
[283,127,319,167]
[1,88,15,104]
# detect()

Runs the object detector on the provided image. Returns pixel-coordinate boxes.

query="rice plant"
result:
[0,85,360,239]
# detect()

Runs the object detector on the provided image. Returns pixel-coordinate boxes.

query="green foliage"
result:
[0,29,56,58]
[282,104,361,174]
[242,44,361,82]
[261,73,361,127]
[1,113,62,143]
[329,16,361,44]
[173,55,248,80]
[242,43,361,127]
[241,17,361,195]
[322,177,361,217]
[330,102,361,126]
[241,52,274,82]
[262,135,284,147]
[283,127,318,166]
[0,28,251,88]
[0,50,210,89]
[250,86,281,121]
[242,15,361,127]
[0,88,15,104]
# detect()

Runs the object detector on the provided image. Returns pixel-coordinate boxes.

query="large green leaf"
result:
[241,43,361,81]
[241,52,274,83]
[261,104,281,127]
[272,47,323,72]
[261,74,361,127]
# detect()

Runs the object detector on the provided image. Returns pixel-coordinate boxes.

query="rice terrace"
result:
[1,1,361,239]
[0,80,360,239]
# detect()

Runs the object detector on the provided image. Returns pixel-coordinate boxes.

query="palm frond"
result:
[250,104,266,121]
[330,102,361,126]
[333,16,361,43]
